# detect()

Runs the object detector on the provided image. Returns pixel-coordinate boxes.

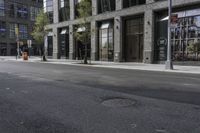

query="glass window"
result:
[123,0,146,8]
[7,2,15,17]
[99,22,114,61]
[19,24,28,39]
[98,0,115,14]
[0,21,6,38]
[59,0,70,22]
[74,0,91,18]
[0,43,7,56]
[155,9,200,62]
[0,0,5,16]
[30,6,40,21]
[9,23,16,39]
[32,0,43,3]
[44,0,53,23]
[16,4,28,19]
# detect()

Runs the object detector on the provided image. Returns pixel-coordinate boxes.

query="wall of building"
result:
[0,0,43,56]
[46,0,200,63]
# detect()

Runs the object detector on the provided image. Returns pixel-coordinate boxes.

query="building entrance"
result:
[0,43,7,56]
[98,22,114,61]
[75,26,91,60]
[124,17,144,62]
[47,36,53,56]
[59,28,69,59]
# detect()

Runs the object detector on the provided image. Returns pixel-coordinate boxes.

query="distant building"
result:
[0,0,43,56]
[45,0,200,64]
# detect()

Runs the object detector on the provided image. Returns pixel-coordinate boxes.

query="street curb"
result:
[40,61,200,75]
[1,59,200,75]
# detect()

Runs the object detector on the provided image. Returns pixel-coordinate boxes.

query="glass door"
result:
[99,22,114,61]
[124,17,144,62]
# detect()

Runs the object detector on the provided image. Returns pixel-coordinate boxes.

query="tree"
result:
[74,0,92,64]
[187,40,200,60]
[32,10,49,61]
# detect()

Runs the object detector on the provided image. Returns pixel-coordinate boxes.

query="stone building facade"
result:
[45,0,200,63]
[0,0,43,56]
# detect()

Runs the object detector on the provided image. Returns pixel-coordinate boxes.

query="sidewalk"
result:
[1,56,200,74]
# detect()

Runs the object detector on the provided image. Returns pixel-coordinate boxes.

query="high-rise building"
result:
[45,0,200,64]
[0,0,43,56]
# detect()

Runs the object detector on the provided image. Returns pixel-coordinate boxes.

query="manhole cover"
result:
[102,98,136,107]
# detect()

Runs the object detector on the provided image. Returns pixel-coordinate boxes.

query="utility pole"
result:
[165,0,173,70]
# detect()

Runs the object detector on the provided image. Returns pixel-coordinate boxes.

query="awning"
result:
[160,8,200,21]
[60,29,67,34]
[77,27,86,33]
[161,16,169,21]
[48,32,53,36]
[100,23,110,29]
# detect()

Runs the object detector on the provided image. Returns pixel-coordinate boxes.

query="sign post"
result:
[165,0,173,70]
[27,40,32,57]
[15,24,20,59]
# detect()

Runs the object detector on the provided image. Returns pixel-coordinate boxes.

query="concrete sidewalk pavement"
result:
[1,56,200,74]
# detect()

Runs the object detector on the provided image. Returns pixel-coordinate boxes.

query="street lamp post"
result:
[165,0,173,70]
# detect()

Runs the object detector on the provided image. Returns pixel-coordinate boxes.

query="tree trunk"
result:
[84,43,88,64]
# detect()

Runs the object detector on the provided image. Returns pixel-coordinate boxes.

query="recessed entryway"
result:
[123,16,144,62]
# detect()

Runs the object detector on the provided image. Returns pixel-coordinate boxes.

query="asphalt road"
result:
[0,61,200,133]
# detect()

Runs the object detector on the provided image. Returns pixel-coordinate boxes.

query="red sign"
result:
[171,14,178,24]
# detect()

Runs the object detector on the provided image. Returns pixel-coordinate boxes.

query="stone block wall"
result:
[47,0,200,63]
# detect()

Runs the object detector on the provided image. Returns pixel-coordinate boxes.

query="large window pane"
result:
[0,21,6,38]
[59,0,70,22]
[98,0,115,14]
[19,24,28,39]
[30,7,40,21]
[9,23,15,39]
[44,0,53,23]
[123,0,145,8]
[75,0,91,18]
[17,4,28,19]
[99,22,114,61]
[7,2,15,17]
[0,0,5,16]
[155,9,200,62]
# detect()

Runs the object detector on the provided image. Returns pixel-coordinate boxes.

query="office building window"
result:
[0,0,5,16]
[44,0,53,23]
[98,0,115,14]
[17,4,28,19]
[7,2,15,17]
[74,0,80,18]
[59,0,70,21]
[32,0,43,3]
[19,24,28,39]
[30,6,40,21]
[123,0,146,8]
[0,21,6,38]
[9,23,16,39]
[75,0,91,18]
